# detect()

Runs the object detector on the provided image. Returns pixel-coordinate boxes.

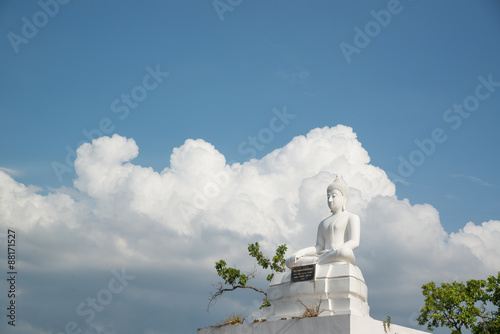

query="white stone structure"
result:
[198,314,429,334]
[266,262,369,320]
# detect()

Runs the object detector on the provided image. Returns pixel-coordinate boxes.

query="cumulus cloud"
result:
[450,220,500,270]
[0,125,498,333]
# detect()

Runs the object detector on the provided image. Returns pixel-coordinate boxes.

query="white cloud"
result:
[0,170,79,231]
[451,174,495,187]
[0,166,20,176]
[274,69,310,83]
[450,220,500,270]
[0,125,498,333]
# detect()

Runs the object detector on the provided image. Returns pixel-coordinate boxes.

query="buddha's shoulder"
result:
[342,211,358,217]
[345,211,360,222]
[318,215,333,228]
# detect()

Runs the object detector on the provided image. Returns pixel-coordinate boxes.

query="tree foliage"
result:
[208,242,287,311]
[248,242,287,282]
[417,272,500,333]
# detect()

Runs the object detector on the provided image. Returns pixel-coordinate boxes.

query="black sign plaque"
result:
[291,264,315,282]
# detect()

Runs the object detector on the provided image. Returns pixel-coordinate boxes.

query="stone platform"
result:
[266,263,369,320]
[198,263,429,333]
[198,314,429,334]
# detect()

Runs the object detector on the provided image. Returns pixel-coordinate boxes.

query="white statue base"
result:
[197,262,430,333]
[266,262,369,320]
[198,314,429,334]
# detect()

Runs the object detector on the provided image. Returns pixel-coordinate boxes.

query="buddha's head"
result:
[327,175,349,213]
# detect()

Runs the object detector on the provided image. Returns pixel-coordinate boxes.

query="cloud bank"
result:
[0,125,498,334]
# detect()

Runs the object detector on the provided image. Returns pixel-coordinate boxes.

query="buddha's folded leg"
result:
[317,248,355,265]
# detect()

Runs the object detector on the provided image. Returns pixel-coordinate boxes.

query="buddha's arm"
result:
[289,223,324,261]
[315,220,326,254]
[285,245,316,267]
[338,215,360,250]
[294,246,317,258]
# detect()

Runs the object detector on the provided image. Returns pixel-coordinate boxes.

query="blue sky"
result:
[2,0,499,232]
[1,1,500,334]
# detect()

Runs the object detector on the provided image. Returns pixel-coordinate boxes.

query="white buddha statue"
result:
[286,175,360,268]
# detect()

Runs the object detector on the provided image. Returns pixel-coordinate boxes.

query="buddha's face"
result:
[327,189,346,213]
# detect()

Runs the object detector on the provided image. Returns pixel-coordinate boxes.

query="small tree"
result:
[473,272,500,334]
[417,272,500,333]
[208,242,287,310]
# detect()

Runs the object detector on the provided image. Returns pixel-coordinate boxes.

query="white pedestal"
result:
[198,263,429,333]
[266,263,369,320]
[197,314,429,334]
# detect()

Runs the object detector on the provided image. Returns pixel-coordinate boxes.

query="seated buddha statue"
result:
[286,175,360,268]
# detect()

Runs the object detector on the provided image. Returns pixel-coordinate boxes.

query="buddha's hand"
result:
[285,255,297,267]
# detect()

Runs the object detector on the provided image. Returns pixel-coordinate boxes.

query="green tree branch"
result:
[207,242,287,311]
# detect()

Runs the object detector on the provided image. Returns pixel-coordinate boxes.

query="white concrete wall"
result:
[198,314,430,334]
